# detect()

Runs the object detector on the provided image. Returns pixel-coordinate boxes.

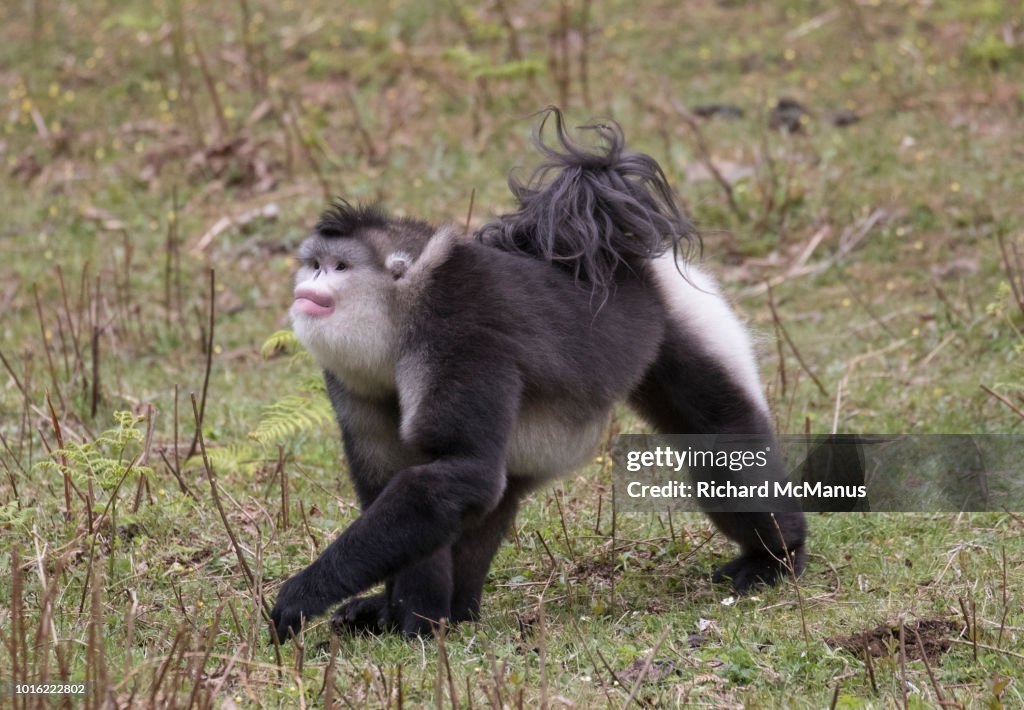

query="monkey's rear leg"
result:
[330,592,390,636]
[332,487,519,636]
[333,479,522,635]
[449,480,525,623]
[705,511,806,590]
[331,548,453,637]
[629,330,806,592]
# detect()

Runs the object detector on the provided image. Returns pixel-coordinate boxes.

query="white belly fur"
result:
[506,405,609,479]
[353,397,607,484]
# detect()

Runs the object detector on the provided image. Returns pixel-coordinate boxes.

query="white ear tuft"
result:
[386,251,413,279]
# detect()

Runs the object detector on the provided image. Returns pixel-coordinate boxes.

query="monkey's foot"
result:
[712,545,806,593]
[330,593,390,636]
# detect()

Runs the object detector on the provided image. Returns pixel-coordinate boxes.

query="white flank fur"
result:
[649,252,770,414]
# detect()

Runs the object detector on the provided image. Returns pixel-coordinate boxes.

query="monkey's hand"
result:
[270,567,334,642]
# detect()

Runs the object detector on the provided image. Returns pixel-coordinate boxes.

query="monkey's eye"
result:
[312,259,321,270]
[335,262,347,272]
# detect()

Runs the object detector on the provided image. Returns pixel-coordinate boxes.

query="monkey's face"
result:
[291,235,401,395]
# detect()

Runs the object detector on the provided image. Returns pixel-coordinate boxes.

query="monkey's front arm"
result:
[270,346,521,641]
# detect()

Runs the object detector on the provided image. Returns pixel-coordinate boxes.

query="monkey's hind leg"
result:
[330,548,454,637]
[330,592,392,636]
[332,551,454,637]
[449,480,525,624]
[386,547,454,636]
[629,329,807,593]
[705,511,806,591]
[334,484,521,637]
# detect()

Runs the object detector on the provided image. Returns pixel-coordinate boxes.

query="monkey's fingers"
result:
[269,604,306,644]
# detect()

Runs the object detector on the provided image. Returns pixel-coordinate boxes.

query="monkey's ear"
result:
[386,252,412,280]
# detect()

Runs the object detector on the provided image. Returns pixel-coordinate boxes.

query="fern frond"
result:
[261,330,301,360]
[290,350,316,367]
[202,444,262,476]
[248,393,334,444]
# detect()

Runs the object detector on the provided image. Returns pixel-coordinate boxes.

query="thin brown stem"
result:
[187,269,216,460]
[766,283,829,398]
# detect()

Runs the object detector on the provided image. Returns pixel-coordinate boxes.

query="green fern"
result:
[35,411,154,491]
[260,329,301,360]
[203,444,263,476]
[248,393,334,444]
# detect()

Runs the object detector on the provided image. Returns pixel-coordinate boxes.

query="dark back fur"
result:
[476,107,699,296]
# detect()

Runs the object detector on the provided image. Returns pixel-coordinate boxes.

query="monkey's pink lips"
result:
[292,288,335,317]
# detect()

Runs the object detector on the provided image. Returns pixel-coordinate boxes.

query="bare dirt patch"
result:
[827,619,961,664]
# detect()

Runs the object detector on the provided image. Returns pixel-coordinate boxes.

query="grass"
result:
[1,0,1023,706]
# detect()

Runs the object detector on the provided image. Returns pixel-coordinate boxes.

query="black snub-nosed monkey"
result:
[270,108,806,641]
